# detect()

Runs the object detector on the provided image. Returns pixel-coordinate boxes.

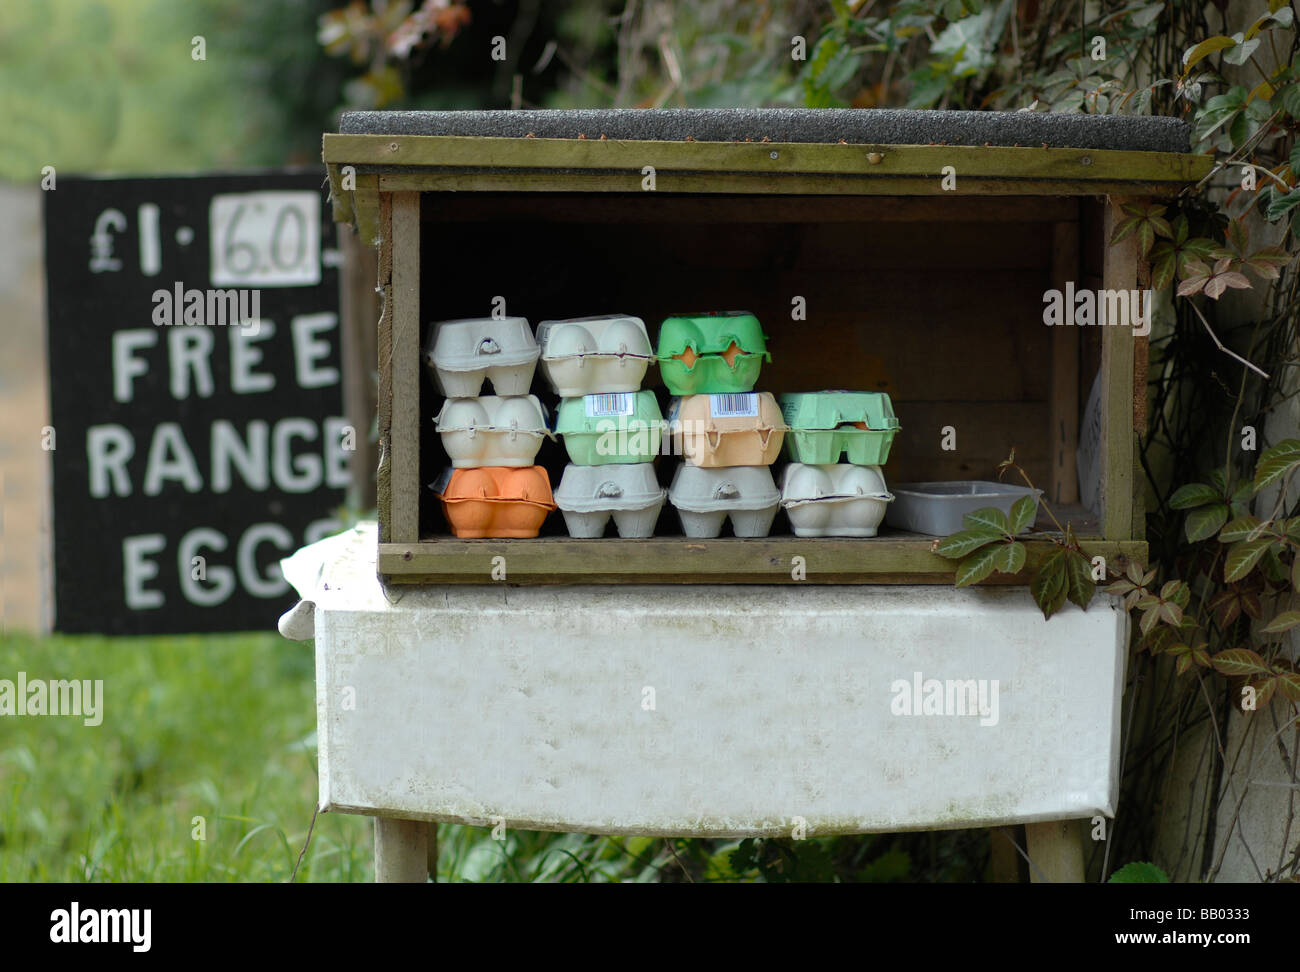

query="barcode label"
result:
[585,393,634,417]
[710,393,759,417]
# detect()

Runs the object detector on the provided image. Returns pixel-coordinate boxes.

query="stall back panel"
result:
[415,197,1058,539]
[316,583,1126,835]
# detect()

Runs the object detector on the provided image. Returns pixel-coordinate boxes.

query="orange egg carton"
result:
[436,466,557,538]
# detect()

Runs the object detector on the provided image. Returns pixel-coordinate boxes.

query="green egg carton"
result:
[655,311,771,395]
[779,391,901,466]
[555,390,664,465]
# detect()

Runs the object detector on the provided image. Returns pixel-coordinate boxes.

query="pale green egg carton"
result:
[555,390,663,466]
[779,391,900,466]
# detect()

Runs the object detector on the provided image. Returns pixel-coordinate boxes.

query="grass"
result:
[0,630,369,881]
[0,631,993,882]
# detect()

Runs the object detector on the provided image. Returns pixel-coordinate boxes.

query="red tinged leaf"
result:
[1211,648,1271,677]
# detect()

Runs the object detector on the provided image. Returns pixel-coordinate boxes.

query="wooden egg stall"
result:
[290,108,1212,881]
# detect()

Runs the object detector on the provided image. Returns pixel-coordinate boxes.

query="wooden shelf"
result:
[380,524,1144,586]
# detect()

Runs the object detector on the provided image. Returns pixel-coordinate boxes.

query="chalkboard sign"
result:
[44,173,348,634]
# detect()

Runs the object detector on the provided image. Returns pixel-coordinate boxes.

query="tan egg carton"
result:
[668,392,786,468]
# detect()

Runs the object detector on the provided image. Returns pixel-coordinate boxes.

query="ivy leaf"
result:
[1229,481,1255,517]
[1109,215,1142,246]
[1140,625,1174,654]
[1266,187,1300,221]
[1219,515,1262,542]
[1063,549,1096,611]
[994,541,1027,575]
[1008,495,1037,536]
[1253,439,1300,492]
[1211,647,1270,677]
[1222,36,1260,67]
[1242,245,1292,280]
[963,506,1010,534]
[935,529,1004,560]
[1226,218,1249,254]
[1260,543,1289,584]
[1255,676,1278,708]
[1160,579,1191,609]
[1224,538,1272,581]
[1031,549,1068,620]
[1150,244,1177,291]
[1182,35,1237,71]
[1278,82,1300,118]
[1169,483,1220,509]
[1276,672,1300,702]
[1185,503,1229,543]
[1260,611,1300,634]
[955,545,1001,588]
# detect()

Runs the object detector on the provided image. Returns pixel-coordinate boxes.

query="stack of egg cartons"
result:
[778,391,900,537]
[540,315,666,538]
[426,317,556,538]
[659,311,783,538]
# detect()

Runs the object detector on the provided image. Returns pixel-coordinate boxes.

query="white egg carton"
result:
[434,395,553,468]
[425,317,540,398]
[536,315,654,397]
[553,463,666,538]
[667,465,780,538]
[780,463,894,538]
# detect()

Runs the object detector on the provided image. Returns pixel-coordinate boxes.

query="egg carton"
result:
[669,392,785,468]
[434,465,555,538]
[554,463,666,538]
[656,311,770,396]
[555,391,663,466]
[424,317,539,398]
[536,315,654,397]
[434,395,553,468]
[780,391,900,466]
[780,463,894,538]
[667,464,780,538]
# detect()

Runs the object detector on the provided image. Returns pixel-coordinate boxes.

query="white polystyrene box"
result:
[279,524,1128,837]
[781,463,894,537]
[434,395,552,468]
[425,317,540,397]
[536,315,654,397]
[667,464,780,538]
[553,463,665,538]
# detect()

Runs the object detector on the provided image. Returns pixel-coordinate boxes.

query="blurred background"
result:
[1,0,1296,882]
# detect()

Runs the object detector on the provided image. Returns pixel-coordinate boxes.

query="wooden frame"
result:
[325,133,1210,586]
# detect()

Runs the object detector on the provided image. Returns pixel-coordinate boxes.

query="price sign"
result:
[209,191,322,287]
[44,172,346,635]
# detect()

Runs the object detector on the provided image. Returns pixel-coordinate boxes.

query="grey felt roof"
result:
[340,108,1191,153]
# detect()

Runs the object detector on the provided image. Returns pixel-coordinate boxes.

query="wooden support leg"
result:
[426,822,439,882]
[374,817,428,883]
[1025,819,1086,883]
[988,826,1024,882]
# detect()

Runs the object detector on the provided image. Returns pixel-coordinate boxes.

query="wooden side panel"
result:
[1049,217,1081,505]
[388,192,422,543]
[339,225,380,510]
[1100,197,1139,541]
[375,194,393,543]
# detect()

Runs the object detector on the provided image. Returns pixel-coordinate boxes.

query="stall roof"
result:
[324,108,1214,241]
[340,107,1192,153]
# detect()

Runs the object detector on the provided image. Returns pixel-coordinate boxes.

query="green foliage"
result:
[1108,861,1170,883]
